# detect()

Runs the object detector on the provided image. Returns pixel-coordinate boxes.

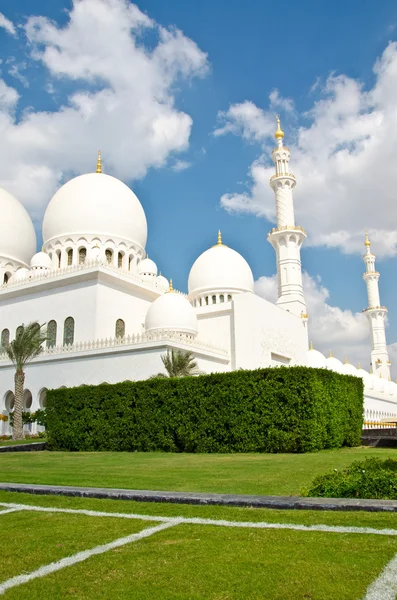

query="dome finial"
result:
[357,362,361,370]
[275,114,284,143]
[96,150,102,174]
[329,350,333,358]
[217,230,222,245]
[364,231,371,248]
[309,341,313,350]
[344,356,349,365]
[167,279,174,293]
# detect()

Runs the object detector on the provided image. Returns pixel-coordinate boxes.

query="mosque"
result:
[0,117,395,435]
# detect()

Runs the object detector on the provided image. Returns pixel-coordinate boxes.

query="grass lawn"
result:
[1,447,397,496]
[0,438,45,447]
[1,491,397,599]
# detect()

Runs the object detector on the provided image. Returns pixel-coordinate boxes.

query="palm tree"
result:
[151,349,199,378]
[6,322,46,440]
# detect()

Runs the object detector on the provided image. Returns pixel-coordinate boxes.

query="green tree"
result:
[6,322,46,440]
[151,349,199,378]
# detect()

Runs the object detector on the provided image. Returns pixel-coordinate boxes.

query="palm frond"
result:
[161,349,199,378]
[6,322,47,370]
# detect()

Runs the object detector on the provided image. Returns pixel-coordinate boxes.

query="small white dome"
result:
[13,267,30,281]
[30,252,52,269]
[357,368,370,380]
[0,188,36,265]
[325,356,344,373]
[188,235,254,298]
[306,348,326,368]
[42,173,147,250]
[145,290,197,336]
[341,362,358,376]
[155,275,169,291]
[137,258,158,277]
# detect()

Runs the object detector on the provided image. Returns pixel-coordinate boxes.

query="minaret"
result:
[268,116,307,320]
[363,233,391,379]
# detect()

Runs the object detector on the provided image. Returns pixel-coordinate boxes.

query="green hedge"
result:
[46,367,364,453]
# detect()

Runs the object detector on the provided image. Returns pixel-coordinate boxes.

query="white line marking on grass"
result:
[0,508,22,516]
[1,501,397,537]
[0,519,179,596]
[362,551,397,600]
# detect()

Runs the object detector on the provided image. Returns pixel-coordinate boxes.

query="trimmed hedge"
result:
[46,366,364,453]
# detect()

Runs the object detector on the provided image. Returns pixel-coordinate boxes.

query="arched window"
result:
[3,272,10,284]
[1,328,9,348]
[47,320,57,348]
[39,388,47,409]
[220,294,224,303]
[63,317,75,346]
[227,294,232,302]
[23,390,32,411]
[105,249,113,264]
[67,249,73,266]
[205,297,209,306]
[56,250,61,268]
[16,326,23,338]
[212,295,216,304]
[118,252,123,268]
[115,319,125,338]
[78,248,86,265]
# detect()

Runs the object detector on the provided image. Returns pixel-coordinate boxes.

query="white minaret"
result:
[268,116,307,323]
[363,232,391,379]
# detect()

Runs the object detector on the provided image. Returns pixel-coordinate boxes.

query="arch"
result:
[23,389,32,411]
[47,320,57,348]
[78,247,87,265]
[212,295,216,305]
[4,390,14,412]
[16,325,23,338]
[115,319,125,338]
[205,296,209,306]
[3,272,11,284]
[220,294,224,303]
[67,248,73,266]
[38,388,47,409]
[118,251,124,269]
[1,328,10,349]
[105,248,113,264]
[56,249,61,268]
[227,294,232,302]
[63,316,75,346]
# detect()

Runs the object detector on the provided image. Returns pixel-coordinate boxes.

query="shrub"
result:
[303,457,397,499]
[46,366,363,453]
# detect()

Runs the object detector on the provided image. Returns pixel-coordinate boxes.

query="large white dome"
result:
[145,290,197,336]
[306,347,326,368]
[42,173,147,250]
[0,188,36,265]
[188,235,254,298]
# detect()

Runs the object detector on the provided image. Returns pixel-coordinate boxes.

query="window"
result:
[78,248,86,265]
[220,295,224,303]
[205,296,209,306]
[115,319,125,338]
[105,249,113,264]
[67,249,73,266]
[227,294,232,302]
[212,295,216,305]
[118,252,123,268]
[3,273,10,284]
[56,250,61,268]
[16,326,23,338]
[1,328,9,348]
[63,317,75,346]
[47,320,57,348]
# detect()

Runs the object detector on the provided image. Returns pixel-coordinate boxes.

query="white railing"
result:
[0,330,229,361]
[0,260,187,296]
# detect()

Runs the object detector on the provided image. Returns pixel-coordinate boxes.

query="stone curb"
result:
[0,442,47,453]
[1,482,397,512]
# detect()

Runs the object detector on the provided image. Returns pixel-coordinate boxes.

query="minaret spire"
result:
[267,116,307,323]
[362,232,391,379]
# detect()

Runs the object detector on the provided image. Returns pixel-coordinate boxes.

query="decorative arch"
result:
[38,388,47,409]
[16,325,23,338]
[115,319,125,339]
[78,247,87,265]
[4,390,14,412]
[63,317,75,346]
[3,272,11,284]
[105,248,113,264]
[67,248,73,266]
[23,389,32,411]
[47,320,57,348]
[1,328,10,348]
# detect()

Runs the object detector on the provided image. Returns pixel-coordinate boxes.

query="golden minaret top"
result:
[364,231,371,248]
[275,115,284,142]
[96,150,102,174]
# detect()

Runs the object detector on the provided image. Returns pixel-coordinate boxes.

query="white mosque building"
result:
[0,118,395,434]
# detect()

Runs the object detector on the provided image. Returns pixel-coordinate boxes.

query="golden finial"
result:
[167,279,174,293]
[309,341,313,350]
[344,356,348,365]
[96,150,102,174]
[329,350,333,358]
[364,231,371,248]
[357,362,361,370]
[370,367,373,374]
[275,115,284,141]
[380,373,383,379]
[217,230,222,245]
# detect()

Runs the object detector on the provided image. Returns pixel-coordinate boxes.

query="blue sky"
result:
[1,0,397,368]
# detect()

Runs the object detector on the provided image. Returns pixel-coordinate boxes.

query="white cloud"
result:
[216,43,397,257]
[255,272,372,368]
[172,159,191,172]
[0,0,209,224]
[0,13,16,37]
[269,89,295,114]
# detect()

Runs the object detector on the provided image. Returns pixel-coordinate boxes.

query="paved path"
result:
[0,482,397,512]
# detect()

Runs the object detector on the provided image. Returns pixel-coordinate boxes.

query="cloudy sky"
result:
[1,0,397,372]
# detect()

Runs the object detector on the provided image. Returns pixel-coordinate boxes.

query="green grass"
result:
[0,438,45,447]
[1,491,397,599]
[2,447,397,496]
